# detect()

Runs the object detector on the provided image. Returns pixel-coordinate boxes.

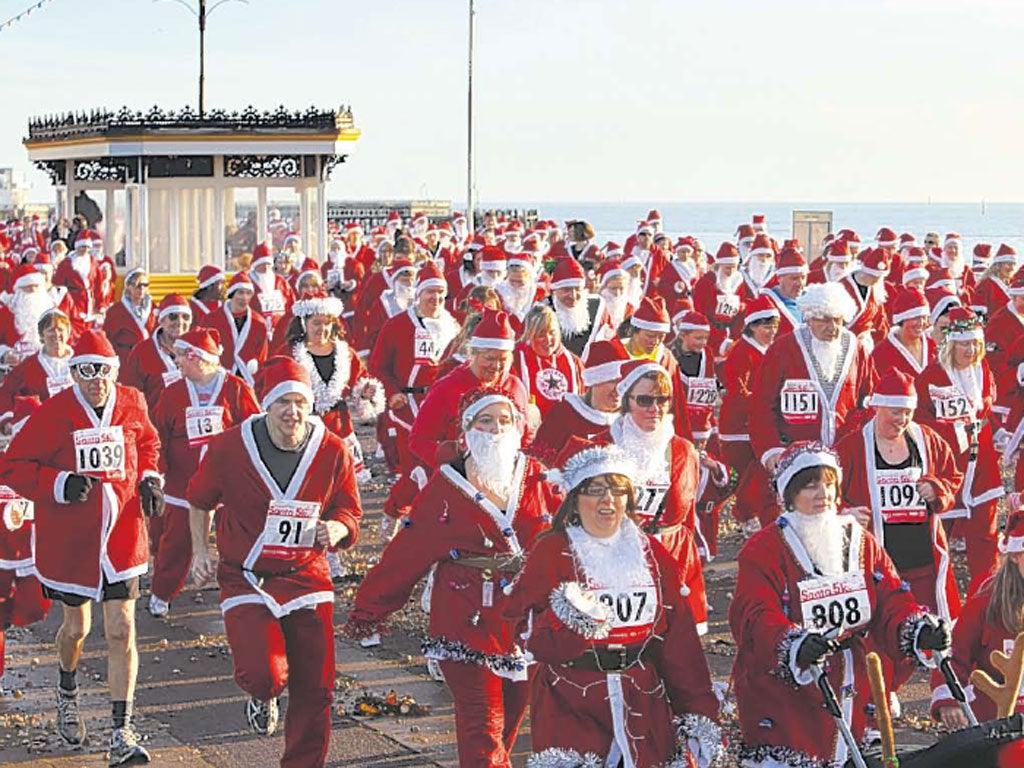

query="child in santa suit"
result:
[187,356,363,768]
[729,441,950,768]
[0,398,51,689]
[505,442,725,768]
[344,389,557,768]
[511,304,583,421]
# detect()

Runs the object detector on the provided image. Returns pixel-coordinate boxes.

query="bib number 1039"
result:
[73,426,126,480]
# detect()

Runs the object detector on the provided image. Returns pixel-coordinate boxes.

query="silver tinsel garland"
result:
[525,748,603,768]
[675,713,728,767]
[420,636,526,673]
[548,582,612,640]
[771,626,808,690]
[738,743,836,768]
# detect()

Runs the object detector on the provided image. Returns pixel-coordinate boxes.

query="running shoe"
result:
[56,686,86,745]
[245,696,279,736]
[108,725,151,765]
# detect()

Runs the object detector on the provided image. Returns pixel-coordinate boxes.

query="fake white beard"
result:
[466,428,521,499]
[393,283,415,306]
[601,290,630,327]
[810,335,842,380]
[630,246,651,264]
[554,297,591,335]
[252,269,276,293]
[626,278,644,307]
[716,269,743,294]
[673,259,697,283]
[496,280,534,315]
[567,517,653,591]
[788,509,845,576]
[504,241,523,254]
[10,289,53,340]
[478,271,503,288]
[825,262,851,282]
[615,413,672,483]
[746,260,775,288]
[71,253,91,281]
[454,223,468,241]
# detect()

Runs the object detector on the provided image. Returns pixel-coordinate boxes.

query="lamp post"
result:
[467,0,476,235]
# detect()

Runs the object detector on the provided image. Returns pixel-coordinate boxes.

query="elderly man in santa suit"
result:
[495,249,544,330]
[692,242,745,361]
[103,268,157,368]
[807,238,855,285]
[121,294,193,412]
[356,258,417,359]
[191,265,224,320]
[544,258,604,358]
[983,269,1024,381]
[0,329,163,764]
[760,247,807,337]
[147,327,260,619]
[0,264,60,367]
[52,230,102,334]
[740,233,777,296]
[932,232,977,295]
[188,356,362,768]
[249,242,294,334]
[871,288,934,379]
[729,441,950,768]
[837,246,890,352]
[199,272,269,388]
[408,310,532,472]
[972,243,1016,316]
[750,281,876,476]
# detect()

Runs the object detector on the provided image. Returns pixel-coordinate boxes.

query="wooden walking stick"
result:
[866,652,900,767]
[970,631,1024,718]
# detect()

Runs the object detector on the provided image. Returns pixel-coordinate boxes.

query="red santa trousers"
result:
[0,574,50,676]
[962,499,999,596]
[438,660,529,768]
[150,504,192,604]
[224,602,335,768]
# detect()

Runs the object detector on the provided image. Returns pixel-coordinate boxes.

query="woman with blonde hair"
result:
[0,309,73,418]
[511,304,582,420]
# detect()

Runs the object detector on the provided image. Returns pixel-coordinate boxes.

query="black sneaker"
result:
[108,725,151,766]
[56,686,86,745]
[245,696,279,736]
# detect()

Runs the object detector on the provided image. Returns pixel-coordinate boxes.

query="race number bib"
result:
[73,426,125,480]
[162,369,182,388]
[46,374,73,397]
[262,500,320,558]
[877,468,927,524]
[185,406,225,447]
[260,290,286,315]
[588,585,659,644]
[635,483,670,524]
[798,572,872,636]
[0,485,32,531]
[326,269,342,288]
[714,293,740,318]
[535,367,569,402]
[686,377,718,411]
[781,380,820,424]
[929,385,971,422]
[413,327,438,365]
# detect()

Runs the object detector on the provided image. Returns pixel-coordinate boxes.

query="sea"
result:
[482,201,1024,253]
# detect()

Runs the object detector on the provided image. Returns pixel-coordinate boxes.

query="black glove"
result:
[138,477,165,518]
[796,632,840,670]
[63,474,95,503]
[916,616,952,653]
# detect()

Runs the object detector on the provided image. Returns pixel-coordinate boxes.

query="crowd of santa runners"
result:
[2,209,1024,767]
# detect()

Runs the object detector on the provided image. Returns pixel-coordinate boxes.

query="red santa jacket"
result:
[0,384,161,599]
[718,335,769,442]
[729,515,925,768]
[103,297,156,368]
[186,415,362,618]
[151,370,260,509]
[407,364,532,470]
[511,343,582,420]
[674,347,718,443]
[528,394,616,466]
[973,276,1010,317]
[750,327,876,465]
[838,273,889,347]
[52,258,100,330]
[252,275,294,335]
[692,272,745,359]
[836,419,963,621]
[0,305,42,361]
[983,303,1024,380]
[120,332,181,412]
[929,581,1024,722]
[913,360,1003,515]
[95,256,117,312]
[199,304,269,387]
[346,455,555,663]
[652,259,698,305]
[0,483,36,577]
[367,308,461,409]
[356,291,408,358]
[0,351,72,414]
[189,297,220,322]
[870,330,935,380]
[504,524,719,768]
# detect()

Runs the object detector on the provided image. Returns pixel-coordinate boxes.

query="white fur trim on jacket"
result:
[548,581,613,640]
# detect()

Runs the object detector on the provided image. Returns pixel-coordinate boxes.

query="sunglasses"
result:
[630,394,672,408]
[579,483,631,498]
[135,282,150,288]
[73,363,116,380]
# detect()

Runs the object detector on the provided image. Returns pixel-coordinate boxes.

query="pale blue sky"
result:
[3,0,1024,203]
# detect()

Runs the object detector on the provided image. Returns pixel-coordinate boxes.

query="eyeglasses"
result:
[579,483,631,498]
[135,282,150,288]
[73,363,116,380]
[630,394,672,408]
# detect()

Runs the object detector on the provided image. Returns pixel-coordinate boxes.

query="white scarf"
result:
[612,413,672,484]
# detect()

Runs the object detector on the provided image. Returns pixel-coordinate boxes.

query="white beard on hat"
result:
[466,428,521,500]
[943,254,965,279]
[788,508,845,576]
[496,280,534,317]
[252,269,276,294]
[716,269,743,295]
[10,289,54,342]
[601,288,630,328]
[554,296,591,336]
[746,259,775,289]
[810,336,843,380]
[567,517,652,591]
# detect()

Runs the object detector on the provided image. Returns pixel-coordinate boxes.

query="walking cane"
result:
[811,662,870,768]
[933,649,980,727]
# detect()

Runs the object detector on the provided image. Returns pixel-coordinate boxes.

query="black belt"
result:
[453,556,523,574]
[561,643,648,672]
[401,386,428,395]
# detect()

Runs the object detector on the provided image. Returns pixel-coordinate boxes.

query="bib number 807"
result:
[598,590,649,624]
[810,597,862,631]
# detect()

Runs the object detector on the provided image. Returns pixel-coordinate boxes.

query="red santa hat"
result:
[748,233,774,258]
[74,230,94,250]
[999,506,1024,555]
[196,264,225,291]
[226,271,255,296]
[926,267,956,292]
[735,223,755,244]
[70,329,119,369]
[994,243,1018,265]
[616,360,672,398]
[744,294,781,325]
[173,327,223,364]
[282,231,301,248]
[412,211,429,226]
[943,306,984,342]
[548,440,637,494]
[507,251,534,272]
[581,340,628,387]
[635,221,653,236]
[158,293,192,321]
[621,252,645,271]
[902,246,926,266]
[646,209,662,225]
[296,258,322,285]
[797,282,857,322]
[550,258,586,291]
[34,251,53,272]
[629,296,672,333]
[452,211,467,223]
[826,239,852,263]
[837,229,860,245]
[972,242,993,266]
[674,237,695,254]
[416,262,447,294]
[857,247,890,277]
[891,288,930,324]
[875,227,898,247]
[752,213,767,231]
[384,258,416,288]
[901,267,930,286]
[674,310,711,333]
[601,241,622,259]
[387,211,401,223]
[597,258,628,287]
[258,356,314,412]
[775,248,808,276]
[251,242,273,268]
[11,263,44,291]
[944,232,962,247]
[1008,270,1024,297]
[783,238,802,252]
[869,370,918,410]
[458,388,519,431]
[479,246,507,273]
[20,246,39,262]
[293,290,344,318]
[469,310,516,351]
[345,221,364,236]
[773,441,842,500]
[926,287,961,325]
[714,242,740,266]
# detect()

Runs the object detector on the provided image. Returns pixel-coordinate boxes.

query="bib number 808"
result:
[810,597,862,631]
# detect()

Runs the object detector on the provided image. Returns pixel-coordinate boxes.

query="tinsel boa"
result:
[897,611,931,666]
[349,376,386,421]
[737,743,835,768]
[548,581,613,640]
[525,749,603,768]
[420,636,527,674]
[675,713,728,767]
[772,626,812,690]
